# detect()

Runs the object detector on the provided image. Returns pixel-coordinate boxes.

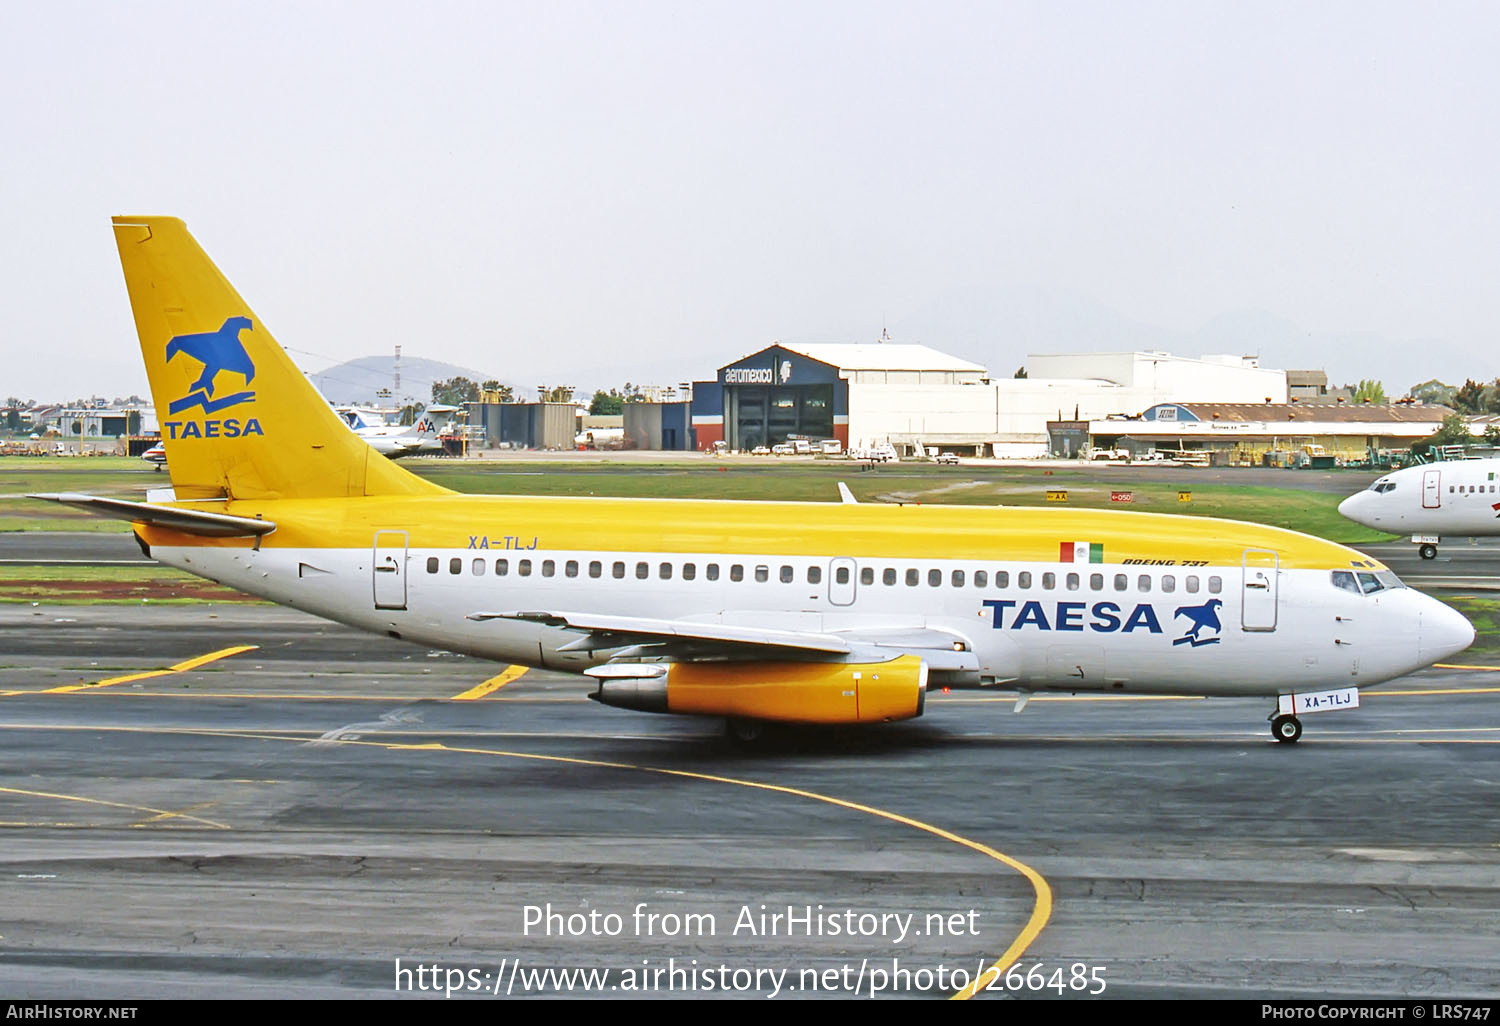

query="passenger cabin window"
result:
[974,570,988,588]
[496,559,509,576]
[1017,572,1031,589]
[707,564,720,581]
[779,565,793,583]
[472,558,486,576]
[1113,574,1127,591]
[995,571,1009,588]
[755,565,770,583]
[449,558,462,575]
[1161,575,1176,593]
[1041,572,1056,590]
[1185,575,1199,594]
[565,560,578,578]
[426,557,438,574]
[636,562,649,580]
[1090,573,1103,591]
[952,570,965,588]
[1208,576,1222,594]
[589,560,602,579]
[1138,575,1151,592]
[860,567,874,586]
[809,566,823,585]
[906,569,919,587]
[683,563,696,581]
[1065,573,1080,591]
[883,568,897,586]
[659,562,672,580]
[542,560,555,577]
[836,567,850,585]
[928,569,941,587]
[612,561,625,579]
[518,559,532,577]
[730,564,744,582]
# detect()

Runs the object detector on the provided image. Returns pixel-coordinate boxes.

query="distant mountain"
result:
[308,355,509,404]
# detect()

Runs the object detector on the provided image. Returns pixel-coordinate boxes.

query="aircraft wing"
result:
[467,610,980,671]
[29,493,276,537]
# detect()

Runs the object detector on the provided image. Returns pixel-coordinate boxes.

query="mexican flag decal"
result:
[1061,541,1103,563]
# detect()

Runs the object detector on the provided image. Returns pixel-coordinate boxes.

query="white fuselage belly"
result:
[157,544,1445,698]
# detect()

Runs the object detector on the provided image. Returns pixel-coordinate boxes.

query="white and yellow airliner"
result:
[1340,457,1500,560]
[34,217,1475,743]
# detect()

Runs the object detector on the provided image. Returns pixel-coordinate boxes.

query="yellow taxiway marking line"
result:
[0,721,1049,999]
[40,645,259,694]
[290,733,1050,1000]
[0,785,230,830]
[941,685,1500,705]
[131,800,223,828]
[451,665,530,701]
[1433,663,1500,672]
[1366,687,1500,697]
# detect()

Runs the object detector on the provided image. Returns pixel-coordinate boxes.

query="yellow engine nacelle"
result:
[590,656,928,724]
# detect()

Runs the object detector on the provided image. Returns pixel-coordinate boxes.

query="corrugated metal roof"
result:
[1176,403,1449,423]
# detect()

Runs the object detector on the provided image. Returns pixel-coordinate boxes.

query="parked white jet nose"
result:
[1419,597,1476,663]
[1337,490,1381,528]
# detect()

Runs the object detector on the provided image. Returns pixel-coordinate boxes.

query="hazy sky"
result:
[4,0,1498,402]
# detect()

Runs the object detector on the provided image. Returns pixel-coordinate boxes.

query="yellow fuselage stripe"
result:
[138,494,1379,572]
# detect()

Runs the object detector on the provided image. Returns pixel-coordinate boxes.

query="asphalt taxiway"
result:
[1,594,1498,999]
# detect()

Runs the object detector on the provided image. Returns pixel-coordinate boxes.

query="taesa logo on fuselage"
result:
[983,595,1227,649]
[162,316,263,439]
[1172,598,1224,647]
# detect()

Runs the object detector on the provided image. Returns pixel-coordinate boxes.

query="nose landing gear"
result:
[1270,713,1303,744]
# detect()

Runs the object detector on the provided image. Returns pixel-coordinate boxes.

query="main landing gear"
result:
[1269,713,1303,744]
[725,717,767,745]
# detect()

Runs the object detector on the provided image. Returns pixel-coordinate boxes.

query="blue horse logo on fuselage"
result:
[1172,598,1224,647]
[166,316,257,415]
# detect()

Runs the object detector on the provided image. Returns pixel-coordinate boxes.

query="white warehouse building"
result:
[693,345,1289,457]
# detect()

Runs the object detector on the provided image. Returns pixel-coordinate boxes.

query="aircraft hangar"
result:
[687,343,1291,456]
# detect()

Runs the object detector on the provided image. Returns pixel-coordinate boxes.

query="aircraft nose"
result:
[1338,491,1373,525]
[1420,598,1475,663]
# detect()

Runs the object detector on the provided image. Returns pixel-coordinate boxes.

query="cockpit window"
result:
[1331,570,1361,594]
[1375,570,1406,590]
[1356,572,1384,594]
[1370,480,1397,493]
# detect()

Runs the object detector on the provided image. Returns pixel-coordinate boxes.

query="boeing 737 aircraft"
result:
[32,217,1476,744]
[338,407,446,457]
[1340,458,1500,560]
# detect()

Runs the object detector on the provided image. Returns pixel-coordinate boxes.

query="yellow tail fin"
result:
[112,217,445,500]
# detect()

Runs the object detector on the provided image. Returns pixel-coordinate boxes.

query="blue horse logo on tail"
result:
[166,316,257,415]
[1172,598,1223,647]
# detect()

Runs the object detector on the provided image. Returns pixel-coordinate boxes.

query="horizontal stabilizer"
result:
[29,493,276,537]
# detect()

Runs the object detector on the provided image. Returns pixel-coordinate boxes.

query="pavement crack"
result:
[1373,885,1418,911]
